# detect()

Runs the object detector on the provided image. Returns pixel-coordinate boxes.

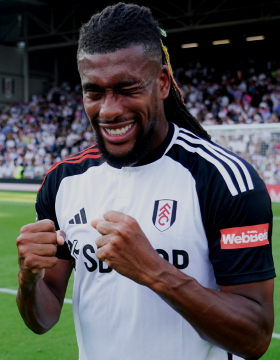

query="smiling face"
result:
[78,45,170,166]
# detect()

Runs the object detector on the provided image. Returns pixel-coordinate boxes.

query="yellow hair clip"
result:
[159,28,184,104]
[160,40,173,77]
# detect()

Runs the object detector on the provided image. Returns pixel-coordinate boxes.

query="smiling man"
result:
[79,44,167,167]
[16,3,275,360]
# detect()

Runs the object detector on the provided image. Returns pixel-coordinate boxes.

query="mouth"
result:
[99,122,137,144]
[104,123,134,136]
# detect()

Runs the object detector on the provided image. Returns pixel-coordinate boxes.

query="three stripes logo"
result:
[69,208,87,225]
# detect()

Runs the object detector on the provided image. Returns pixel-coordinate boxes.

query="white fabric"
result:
[54,125,238,360]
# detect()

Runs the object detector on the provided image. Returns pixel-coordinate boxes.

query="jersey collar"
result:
[104,122,175,170]
[135,122,175,167]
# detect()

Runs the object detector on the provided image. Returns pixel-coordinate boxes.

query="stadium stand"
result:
[0,83,93,179]
[177,58,280,125]
[0,58,280,185]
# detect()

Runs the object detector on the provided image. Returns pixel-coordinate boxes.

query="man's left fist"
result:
[91,211,163,286]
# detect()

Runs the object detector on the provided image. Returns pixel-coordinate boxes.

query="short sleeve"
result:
[36,172,71,261]
[166,128,276,286]
[206,188,275,285]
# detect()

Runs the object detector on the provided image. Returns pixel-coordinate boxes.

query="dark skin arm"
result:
[16,220,72,334]
[92,211,274,360]
[150,266,274,360]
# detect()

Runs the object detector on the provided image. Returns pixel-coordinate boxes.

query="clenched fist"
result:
[91,211,164,286]
[16,219,66,288]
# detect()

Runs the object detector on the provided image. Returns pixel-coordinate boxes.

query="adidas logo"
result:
[69,208,87,224]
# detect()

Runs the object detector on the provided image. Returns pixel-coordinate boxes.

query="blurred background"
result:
[0,0,280,188]
[0,1,280,359]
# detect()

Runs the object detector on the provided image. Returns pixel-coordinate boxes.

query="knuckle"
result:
[46,219,55,231]
[95,236,102,247]
[50,244,57,256]
[16,234,25,246]
[124,215,135,226]
[95,249,102,260]
[116,224,126,235]
[38,219,54,231]
[105,260,113,268]
[25,255,36,269]
[18,245,27,258]
[51,232,58,243]
[96,221,103,231]
[103,211,110,219]
[96,225,102,235]
[110,235,121,249]
[111,235,119,244]
[20,224,30,234]
[105,246,114,259]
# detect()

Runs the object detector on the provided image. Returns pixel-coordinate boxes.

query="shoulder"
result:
[166,126,266,198]
[166,126,272,248]
[36,144,103,228]
[38,144,103,196]
[165,128,275,286]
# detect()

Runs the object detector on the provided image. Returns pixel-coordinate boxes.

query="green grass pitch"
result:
[0,190,279,359]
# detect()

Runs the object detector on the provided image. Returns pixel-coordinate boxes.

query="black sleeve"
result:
[36,170,71,261]
[167,134,275,286]
[200,165,276,286]
[205,188,275,285]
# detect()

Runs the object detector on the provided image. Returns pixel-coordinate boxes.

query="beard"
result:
[92,111,158,168]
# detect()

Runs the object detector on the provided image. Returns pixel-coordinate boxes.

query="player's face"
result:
[78,45,170,166]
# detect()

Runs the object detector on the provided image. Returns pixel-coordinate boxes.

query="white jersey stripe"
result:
[179,129,254,191]
[176,139,239,196]
[207,144,254,190]
[179,132,247,193]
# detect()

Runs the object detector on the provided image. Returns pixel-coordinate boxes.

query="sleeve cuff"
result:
[215,268,276,286]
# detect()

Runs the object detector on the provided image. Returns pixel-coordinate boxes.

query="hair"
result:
[78,2,210,140]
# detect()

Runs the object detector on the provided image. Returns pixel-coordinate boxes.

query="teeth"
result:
[105,123,133,136]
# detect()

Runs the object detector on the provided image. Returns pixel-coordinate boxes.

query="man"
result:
[16,3,275,360]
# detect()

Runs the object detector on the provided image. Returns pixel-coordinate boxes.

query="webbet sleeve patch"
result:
[206,188,275,286]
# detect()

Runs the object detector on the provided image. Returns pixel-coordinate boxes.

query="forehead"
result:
[78,45,159,85]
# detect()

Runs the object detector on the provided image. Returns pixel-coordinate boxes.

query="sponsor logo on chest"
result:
[152,200,177,232]
[220,223,269,249]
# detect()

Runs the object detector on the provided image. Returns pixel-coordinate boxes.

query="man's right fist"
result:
[16,219,66,286]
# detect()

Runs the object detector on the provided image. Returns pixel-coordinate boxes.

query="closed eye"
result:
[83,83,104,94]
[118,86,141,95]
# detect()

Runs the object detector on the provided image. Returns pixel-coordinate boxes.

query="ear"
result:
[159,65,171,100]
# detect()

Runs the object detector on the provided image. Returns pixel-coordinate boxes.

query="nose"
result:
[99,93,123,121]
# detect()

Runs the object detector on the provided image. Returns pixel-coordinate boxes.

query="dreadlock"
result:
[161,48,211,140]
[78,2,210,140]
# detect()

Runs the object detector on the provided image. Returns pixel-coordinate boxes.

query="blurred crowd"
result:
[0,83,93,179]
[176,58,280,125]
[0,57,280,183]
[210,131,280,185]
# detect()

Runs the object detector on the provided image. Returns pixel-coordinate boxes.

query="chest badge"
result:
[152,200,177,232]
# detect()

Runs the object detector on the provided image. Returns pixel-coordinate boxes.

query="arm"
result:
[149,260,274,360]
[92,211,274,360]
[16,220,72,334]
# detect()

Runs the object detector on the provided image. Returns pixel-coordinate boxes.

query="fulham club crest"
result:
[152,200,177,232]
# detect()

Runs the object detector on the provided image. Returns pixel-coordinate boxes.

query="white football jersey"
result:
[36,123,275,360]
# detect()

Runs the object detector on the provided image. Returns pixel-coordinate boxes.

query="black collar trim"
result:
[134,123,174,167]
